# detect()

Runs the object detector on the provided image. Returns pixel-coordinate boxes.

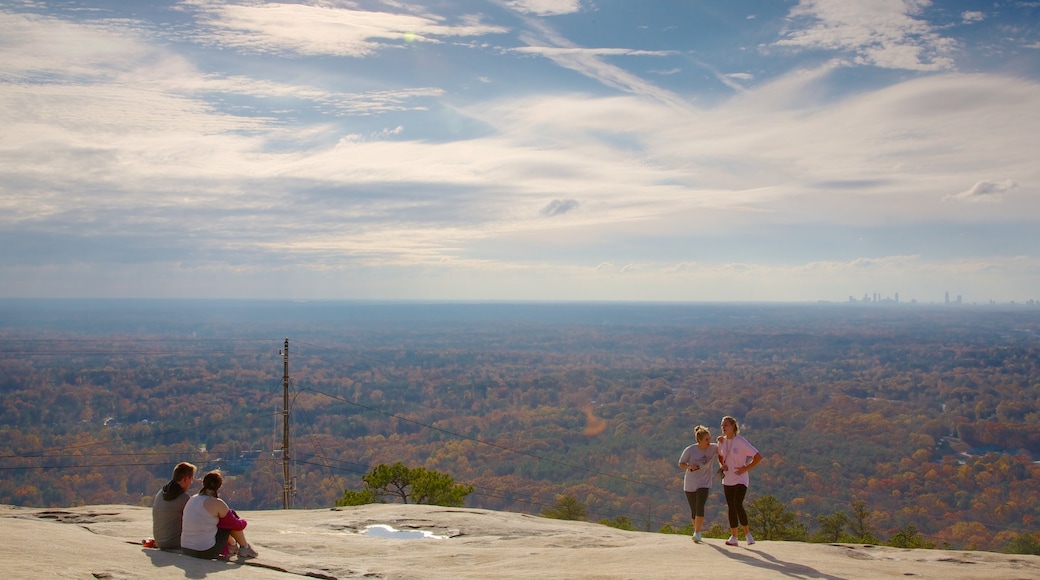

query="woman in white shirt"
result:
[181,471,258,560]
[717,415,762,547]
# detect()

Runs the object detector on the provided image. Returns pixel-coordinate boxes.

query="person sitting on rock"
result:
[180,471,258,560]
[151,462,196,549]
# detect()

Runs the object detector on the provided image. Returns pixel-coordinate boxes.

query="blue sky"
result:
[1,0,1038,303]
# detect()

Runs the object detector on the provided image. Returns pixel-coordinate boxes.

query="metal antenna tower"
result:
[281,338,292,509]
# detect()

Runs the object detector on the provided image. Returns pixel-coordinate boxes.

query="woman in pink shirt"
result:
[717,415,763,546]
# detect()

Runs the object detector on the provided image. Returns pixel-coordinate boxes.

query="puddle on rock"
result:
[362,524,448,540]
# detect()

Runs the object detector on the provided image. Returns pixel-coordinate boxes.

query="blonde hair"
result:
[694,425,711,441]
[722,415,740,434]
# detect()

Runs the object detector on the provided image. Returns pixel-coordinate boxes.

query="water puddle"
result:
[362,524,448,540]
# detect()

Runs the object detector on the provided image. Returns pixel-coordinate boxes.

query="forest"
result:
[0,299,1037,552]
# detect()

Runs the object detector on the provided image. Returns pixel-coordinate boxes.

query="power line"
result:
[0,412,278,460]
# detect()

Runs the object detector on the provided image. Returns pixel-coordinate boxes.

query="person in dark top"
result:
[151,462,196,549]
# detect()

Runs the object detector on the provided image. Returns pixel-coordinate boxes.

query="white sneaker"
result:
[693,532,702,543]
[725,536,739,546]
[746,533,755,545]
[237,545,258,559]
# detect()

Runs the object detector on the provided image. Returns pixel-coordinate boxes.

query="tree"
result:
[542,495,587,521]
[410,467,474,506]
[812,511,850,543]
[747,495,808,541]
[886,524,935,549]
[336,463,473,507]
[599,515,636,531]
[658,523,693,535]
[337,489,375,507]
[704,523,728,539]
[848,500,879,544]
[1003,533,1040,555]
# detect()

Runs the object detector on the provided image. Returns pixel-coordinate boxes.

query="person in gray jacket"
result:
[151,462,197,549]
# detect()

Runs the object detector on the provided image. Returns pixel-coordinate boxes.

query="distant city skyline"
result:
[2,1,1038,302]
[845,290,1038,306]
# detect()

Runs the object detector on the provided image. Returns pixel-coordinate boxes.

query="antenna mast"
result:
[281,338,292,509]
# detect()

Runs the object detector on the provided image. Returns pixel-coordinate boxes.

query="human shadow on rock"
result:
[143,548,243,579]
[706,542,846,580]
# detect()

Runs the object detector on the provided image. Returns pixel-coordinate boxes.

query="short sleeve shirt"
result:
[679,442,718,491]
[719,435,759,487]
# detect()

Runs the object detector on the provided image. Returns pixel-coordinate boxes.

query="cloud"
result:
[541,199,580,217]
[512,18,689,108]
[961,11,985,24]
[183,1,508,58]
[944,180,1017,203]
[199,76,444,116]
[506,0,583,16]
[776,0,956,71]
[512,47,674,57]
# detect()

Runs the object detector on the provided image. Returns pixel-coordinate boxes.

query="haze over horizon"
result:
[2,1,1038,303]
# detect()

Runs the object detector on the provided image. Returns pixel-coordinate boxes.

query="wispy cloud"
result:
[512,18,689,108]
[183,0,508,57]
[512,47,675,57]
[777,0,956,71]
[540,199,580,216]
[961,11,985,24]
[944,180,1017,203]
[506,0,583,17]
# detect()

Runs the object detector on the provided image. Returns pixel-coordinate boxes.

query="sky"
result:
[1,0,1038,303]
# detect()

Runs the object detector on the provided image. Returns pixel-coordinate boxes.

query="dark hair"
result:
[172,462,197,481]
[201,471,223,497]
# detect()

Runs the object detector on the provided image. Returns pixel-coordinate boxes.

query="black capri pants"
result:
[182,528,232,560]
[684,488,710,518]
[724,484,749,528]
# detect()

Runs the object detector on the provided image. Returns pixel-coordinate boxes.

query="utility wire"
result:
[0,412,277,459]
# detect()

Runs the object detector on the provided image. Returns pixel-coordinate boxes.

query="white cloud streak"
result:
[944,180,1017,203]
[505,0,582,17]
[183,0,508,57]
[777,0,957,71]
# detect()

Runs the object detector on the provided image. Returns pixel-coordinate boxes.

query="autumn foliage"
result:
[0,301,1037,552]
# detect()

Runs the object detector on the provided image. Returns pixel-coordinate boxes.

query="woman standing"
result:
[718,415,762,546]
[677,425,718,543]
[181,471,259,560]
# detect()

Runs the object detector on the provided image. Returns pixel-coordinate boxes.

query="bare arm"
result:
[204,496,230,518]
[735,452,762,475]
